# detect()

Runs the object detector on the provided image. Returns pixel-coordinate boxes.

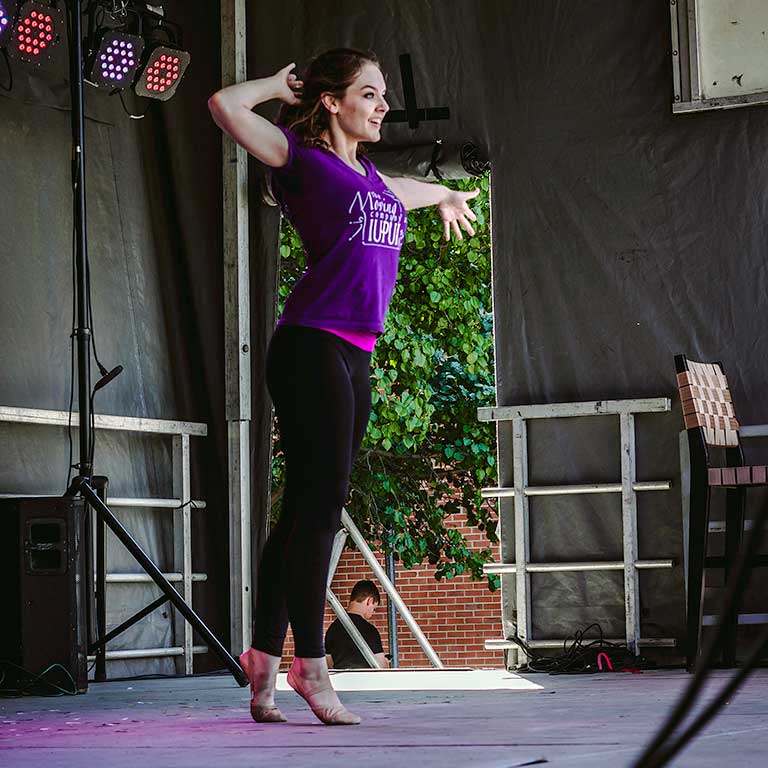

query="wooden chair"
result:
[675,355,768,670]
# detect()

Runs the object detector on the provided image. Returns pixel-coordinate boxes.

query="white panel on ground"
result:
[276,669,543,691]
[698,0,768,99]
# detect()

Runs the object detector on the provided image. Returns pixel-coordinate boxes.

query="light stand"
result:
[63,0,246,688]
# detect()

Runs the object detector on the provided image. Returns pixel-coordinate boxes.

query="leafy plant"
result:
[272,173,499,590]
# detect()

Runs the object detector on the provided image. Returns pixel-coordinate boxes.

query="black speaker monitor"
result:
[0,496,88,693]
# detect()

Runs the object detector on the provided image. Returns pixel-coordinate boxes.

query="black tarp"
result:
[0,2,229,674]
[247,0,768,656]
[2,0,767,671]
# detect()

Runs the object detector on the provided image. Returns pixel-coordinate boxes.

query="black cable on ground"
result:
[514,623,651,675]
[632,498,768,768]
[0,660,78,697]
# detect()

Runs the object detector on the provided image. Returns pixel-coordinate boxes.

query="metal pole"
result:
[341,509,444,669]
[68,0,92,480]
[327,529,347,588]
[511,417,532,649]
[620,413,641,655]
[221,0,252,656]
[92,475,108,681]
[385,531,399,667]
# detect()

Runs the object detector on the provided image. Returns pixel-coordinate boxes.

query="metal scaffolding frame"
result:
[0,405,209,673]
[478,398,676,668]
[324,509,445,669]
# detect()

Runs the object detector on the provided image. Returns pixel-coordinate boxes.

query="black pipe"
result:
[73,477,248,686]
[386,530,399,667]
[90,595,170,652]
[68,0,92,479]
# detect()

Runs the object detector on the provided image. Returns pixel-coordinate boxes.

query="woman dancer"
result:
[208,48,478,726]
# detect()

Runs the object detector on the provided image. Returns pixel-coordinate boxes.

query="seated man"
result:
[325,580,389,669]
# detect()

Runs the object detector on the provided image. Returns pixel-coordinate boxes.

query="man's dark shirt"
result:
[324,614,383,669]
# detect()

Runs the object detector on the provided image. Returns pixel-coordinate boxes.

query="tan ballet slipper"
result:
[239,650,287,723]
[286,664,361,726]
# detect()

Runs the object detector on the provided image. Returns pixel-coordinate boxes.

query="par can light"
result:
[8,0,62,66]
[135,44,190,101]
[0,0,19,49]
[89,30,144,90]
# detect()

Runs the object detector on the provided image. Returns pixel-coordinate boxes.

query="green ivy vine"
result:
[272,172,500,591]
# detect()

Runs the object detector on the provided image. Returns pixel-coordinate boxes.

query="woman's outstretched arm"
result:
[381,174,480,241]
[208,63,303,167]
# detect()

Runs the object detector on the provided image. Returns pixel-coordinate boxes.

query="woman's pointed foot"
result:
[239,649,287,723]
[287,658,361,726]
[249,702,288,723]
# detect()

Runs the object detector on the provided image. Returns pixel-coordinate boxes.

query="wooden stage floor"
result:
[2,668,767,767]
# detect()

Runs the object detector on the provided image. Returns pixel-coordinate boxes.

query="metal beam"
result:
[105,573,208,583]
[173,433,193,674]
[620,413,641,656]
[477,398,670,422]
[511,417,532,648]
[327,529,348,587]
[0,405,207,436]
[480,481,671,498]
[87,646,208,661]
[221,0,252,655]
[484,559,674,575]
[0,494,208,508]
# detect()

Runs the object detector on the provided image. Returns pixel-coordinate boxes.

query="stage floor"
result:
[2,668,767,767]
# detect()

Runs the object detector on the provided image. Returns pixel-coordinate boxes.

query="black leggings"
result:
[251,325,372,658]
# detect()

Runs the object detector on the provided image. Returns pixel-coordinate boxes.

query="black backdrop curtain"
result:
[246,0,768,654]
[3,0,768,669]
[0,1,233,672]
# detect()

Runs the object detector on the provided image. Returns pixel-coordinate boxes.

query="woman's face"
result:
[332,61,389,143]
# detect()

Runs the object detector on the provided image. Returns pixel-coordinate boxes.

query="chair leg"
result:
[686,471,711,672]
[722,486,746,667]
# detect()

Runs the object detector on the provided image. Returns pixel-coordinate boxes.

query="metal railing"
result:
[0,405,208,674]
[478,398,675,665]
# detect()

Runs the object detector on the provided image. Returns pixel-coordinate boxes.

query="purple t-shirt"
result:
[271,126,407,334]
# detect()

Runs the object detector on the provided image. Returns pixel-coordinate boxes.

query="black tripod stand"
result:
[63,0,246,688]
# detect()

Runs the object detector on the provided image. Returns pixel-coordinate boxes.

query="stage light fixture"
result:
[8,0,62,65]
[0,1,19,49]
[88,30,144,90]
[134,44,190,101]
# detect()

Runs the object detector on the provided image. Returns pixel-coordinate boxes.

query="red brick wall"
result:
[277,511,504,670]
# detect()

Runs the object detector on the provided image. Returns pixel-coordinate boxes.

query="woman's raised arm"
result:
[380,174,479,241]
[208,63,303,168]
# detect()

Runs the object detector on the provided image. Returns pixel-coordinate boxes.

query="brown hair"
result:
[350,579,381,605]
[277,47,383,152]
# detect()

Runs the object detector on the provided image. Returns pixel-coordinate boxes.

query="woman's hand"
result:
[272,63,304,105]
[437,188,480,241]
